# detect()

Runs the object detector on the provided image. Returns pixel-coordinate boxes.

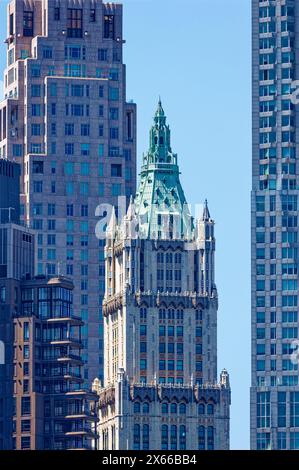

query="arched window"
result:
[133,424,140,450]
[198,403,205,415]
[207,426,214,450]
[179,425,186,450]
[170,425,177,450]
[198,426,205,450]
[142,424,149,450]
[161,425,168,450]
[207,403,214,415]
[134,402,140,413]
[162,403,168,414]
[170,403,177,414]
[143,402,149,414]
[179,403,186,415]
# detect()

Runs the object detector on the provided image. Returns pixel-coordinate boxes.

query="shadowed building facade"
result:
[94,103,231,450]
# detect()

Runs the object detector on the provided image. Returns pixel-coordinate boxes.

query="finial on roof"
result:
[202,199,211,221]
[155,97,165,120]
[126,195,136,219]
[107,206,117,235]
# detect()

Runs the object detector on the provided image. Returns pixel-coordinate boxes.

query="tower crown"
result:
[134,101,193,240]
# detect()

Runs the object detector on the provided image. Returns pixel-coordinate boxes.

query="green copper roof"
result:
[134,101,194,240]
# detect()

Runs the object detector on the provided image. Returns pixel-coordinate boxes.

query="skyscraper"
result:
[0,158,36,449]
[251,0,299,450]
[94,102,231,450]
[0,0,136,384]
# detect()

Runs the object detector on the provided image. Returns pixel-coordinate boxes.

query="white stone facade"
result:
[95,105,231,450]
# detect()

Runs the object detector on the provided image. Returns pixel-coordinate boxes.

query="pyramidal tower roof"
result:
[133,100,193,240]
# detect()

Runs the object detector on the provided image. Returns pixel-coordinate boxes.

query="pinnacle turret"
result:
[202,199,211,221]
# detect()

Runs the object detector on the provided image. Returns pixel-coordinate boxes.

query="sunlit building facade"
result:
[95,103,231,450]
[251,0,299,450]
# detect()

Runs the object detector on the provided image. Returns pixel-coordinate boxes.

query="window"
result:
[179,425,186,450]
[111,164,122,177]
[23,11,33,37]
[198,404,206,417]
[31,65,40,77]
[110,127,119,139]
[162,403,168,414]
[98,49,108,61]
[54,7,60,21]
[290,432,299,450]
[31,84,41,97]
[198,426,205,450]
[31,123,41,136]
[104,15,115,39]
[21,397,31,416]
[257,433,271,450]
[43,47,53,59]
[33,161,43,174]
[179,403,186,415]
[142,424,149,450]
[170,403,177,414]
[67,9,83,38]
[21,420,31,433]
[32,104,41,116]
[133,424,140,451]
[143,402,149,414]
[133,402,140,413]
[110,107,119,120]
[257,392,270,428]
[90,9,96,22]
[81,143,90,156]
[65,123,74,136]
[81,124,90,136]
[109,87,119,101]
[65,143,74,155]
[161,425,168,450]
[278,392,286,427]
[21,437,31,450]
[33,181,43,193]
[290,392,299,427]
[112,184,121,196]
[207,427,214,450]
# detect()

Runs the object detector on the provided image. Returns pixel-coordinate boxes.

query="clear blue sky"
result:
[0,0,252,449]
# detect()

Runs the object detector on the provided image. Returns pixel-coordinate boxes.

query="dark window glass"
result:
[104,15,115,39]
[23,11,33,37]
[67,9,83,38]
[90,9,96,22]
[54,7,60,21]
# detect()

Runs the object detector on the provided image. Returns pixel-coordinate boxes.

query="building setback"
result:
[0,0,137,385]
[251,0,299,450]
[94,103,231,450]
